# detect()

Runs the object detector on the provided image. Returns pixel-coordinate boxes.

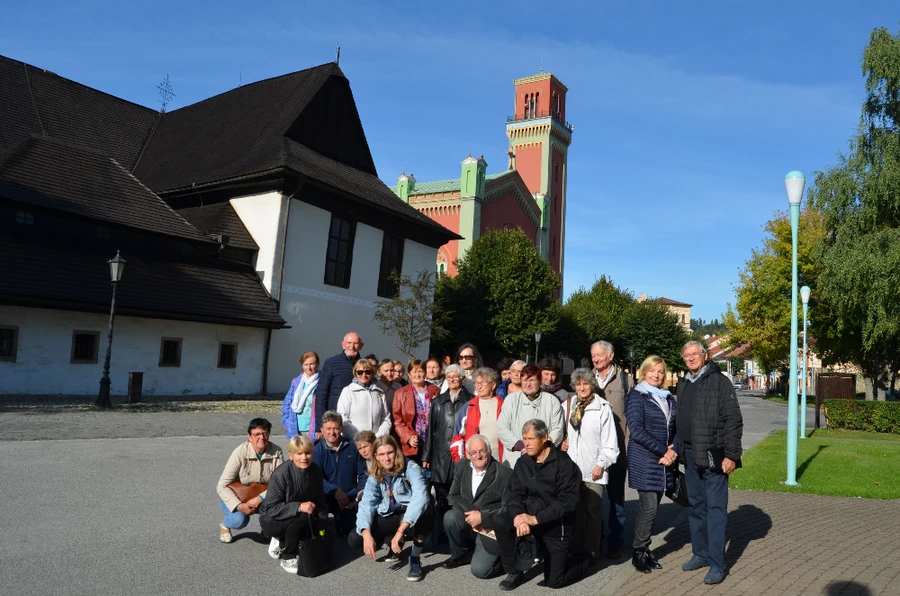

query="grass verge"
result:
[729,429,900,499]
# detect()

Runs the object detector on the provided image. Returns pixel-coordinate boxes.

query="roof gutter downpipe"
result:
[260,177,304,395]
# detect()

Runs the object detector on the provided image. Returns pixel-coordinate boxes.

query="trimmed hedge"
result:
[823,399,900,434]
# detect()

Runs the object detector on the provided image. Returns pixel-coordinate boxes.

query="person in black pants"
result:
[259,435,329,574]
[349,435,433,582]
[496,419,582,591]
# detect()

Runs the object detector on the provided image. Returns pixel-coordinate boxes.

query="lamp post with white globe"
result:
[784,171,805,485]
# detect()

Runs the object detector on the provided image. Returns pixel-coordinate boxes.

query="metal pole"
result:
[785,201,800,485]
[96,281,118,407]
[534,340,540,364]
[800,300,809,438]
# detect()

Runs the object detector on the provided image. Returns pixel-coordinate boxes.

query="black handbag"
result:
[666,467,690,507]
[296,514,334,578]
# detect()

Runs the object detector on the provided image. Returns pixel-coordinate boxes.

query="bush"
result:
[823,399,900,433]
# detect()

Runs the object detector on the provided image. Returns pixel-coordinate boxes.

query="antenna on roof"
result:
[540,58,544,74]
[335,44,341,65]
[156,74,176,113]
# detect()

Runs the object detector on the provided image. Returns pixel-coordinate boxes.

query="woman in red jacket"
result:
[392,360,439,463]
[449,367,504,464]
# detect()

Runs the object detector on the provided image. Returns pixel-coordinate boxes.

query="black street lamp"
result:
[629,348,634,377]
[97,251,126,407]
[534,329,542,364]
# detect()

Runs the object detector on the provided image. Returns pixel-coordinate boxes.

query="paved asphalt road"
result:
[0,389,808,595]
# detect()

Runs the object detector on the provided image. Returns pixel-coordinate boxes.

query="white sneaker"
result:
[219,524,232,544]
[268,537,283,559]
[280,557,299,574]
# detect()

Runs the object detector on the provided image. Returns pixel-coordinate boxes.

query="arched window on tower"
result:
[523,94,529,119]
[535,92,539,117]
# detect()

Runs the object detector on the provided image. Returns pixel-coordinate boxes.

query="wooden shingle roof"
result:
[0,233,285,328]
[0,135,212,243]
[0,56,158,170]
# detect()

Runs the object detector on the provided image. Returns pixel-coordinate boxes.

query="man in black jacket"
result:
[675,340,743,586]
[497,419,582,591]
[443,434,512,578]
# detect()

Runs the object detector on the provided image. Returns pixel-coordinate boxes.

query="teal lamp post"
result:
[784,171,805,485]
[800,285,811,439]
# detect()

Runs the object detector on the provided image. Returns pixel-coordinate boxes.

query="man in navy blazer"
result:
[443,434,512,578]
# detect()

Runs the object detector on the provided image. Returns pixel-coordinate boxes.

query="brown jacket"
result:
[595,366,633,467]
[392,383,439,457]
[216,440,283,511]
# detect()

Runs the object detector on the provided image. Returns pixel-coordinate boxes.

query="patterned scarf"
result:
[568,393,595,431]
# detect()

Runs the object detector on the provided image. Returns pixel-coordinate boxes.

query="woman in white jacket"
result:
[561,367,620,562]
[337,360,392,439]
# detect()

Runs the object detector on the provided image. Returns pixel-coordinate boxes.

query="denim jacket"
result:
[355,458,429,535]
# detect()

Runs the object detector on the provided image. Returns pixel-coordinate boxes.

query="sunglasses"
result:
[355,370,373,376]
[459,355,475,360]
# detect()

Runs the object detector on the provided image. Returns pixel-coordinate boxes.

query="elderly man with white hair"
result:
[443,434,512,578]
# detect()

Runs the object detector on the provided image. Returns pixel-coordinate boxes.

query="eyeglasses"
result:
[445,375,460,381]
[683,352,702,358]
[355,370,373,376]
[250,431,269,438]
[473,380,492,386]
[459,355,475,360]
[467,449,488,457]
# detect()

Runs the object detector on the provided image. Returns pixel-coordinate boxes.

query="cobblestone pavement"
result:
[613,490,900,596]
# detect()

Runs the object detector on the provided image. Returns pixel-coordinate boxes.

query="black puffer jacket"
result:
[675,364,743,468]
[422,388,472,485]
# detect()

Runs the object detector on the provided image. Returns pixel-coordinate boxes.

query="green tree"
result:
[372,270,449,360]
[623,300,690,375]
[807,26,900,399]
[435,228,560,361]
[723,208,827,375]
[559,276,634,363]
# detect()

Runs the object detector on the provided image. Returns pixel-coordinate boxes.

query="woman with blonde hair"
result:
[259,434,329,574]
[337,359,391,439]
[625,355,679,573]
[350,435,432,582]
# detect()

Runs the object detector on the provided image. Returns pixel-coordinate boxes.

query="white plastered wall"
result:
[0,305,266,396]
[264,199,438,394]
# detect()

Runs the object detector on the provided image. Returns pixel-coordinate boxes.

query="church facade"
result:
[394,72,573,286]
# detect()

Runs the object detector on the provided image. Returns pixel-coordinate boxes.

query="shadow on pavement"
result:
[725,504,772,567]
[826,580,873,595]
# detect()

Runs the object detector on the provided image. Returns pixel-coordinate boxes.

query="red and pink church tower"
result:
[394,72,572,286]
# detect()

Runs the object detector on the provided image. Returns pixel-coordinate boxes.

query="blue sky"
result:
[3,1,897,322]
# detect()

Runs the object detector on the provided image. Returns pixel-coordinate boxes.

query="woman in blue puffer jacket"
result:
[625,355,679,574]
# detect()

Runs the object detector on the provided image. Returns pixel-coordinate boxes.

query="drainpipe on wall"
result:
[260,178,304,395]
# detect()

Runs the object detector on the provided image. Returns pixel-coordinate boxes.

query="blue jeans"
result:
[683,448,729,572]
[604,465,626,548]
[220,499,250,530]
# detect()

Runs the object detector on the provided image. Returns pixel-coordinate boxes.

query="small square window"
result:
[71,331,100,364]
[0,326,19,362]
[159,338,182,367]
[218,342,238,368]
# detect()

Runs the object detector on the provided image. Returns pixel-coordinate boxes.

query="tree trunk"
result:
[865,376,876,401]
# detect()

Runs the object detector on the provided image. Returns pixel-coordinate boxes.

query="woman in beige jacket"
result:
[216,418,284,543]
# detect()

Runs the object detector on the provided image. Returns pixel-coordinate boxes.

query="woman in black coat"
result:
[625,356,679,574]
[259,435,329,574]
[422,364,472,539]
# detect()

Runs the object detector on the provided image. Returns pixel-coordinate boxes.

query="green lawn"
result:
[729,429,900,499]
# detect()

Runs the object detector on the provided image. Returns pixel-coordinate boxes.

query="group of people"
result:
[217,333,743,588]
